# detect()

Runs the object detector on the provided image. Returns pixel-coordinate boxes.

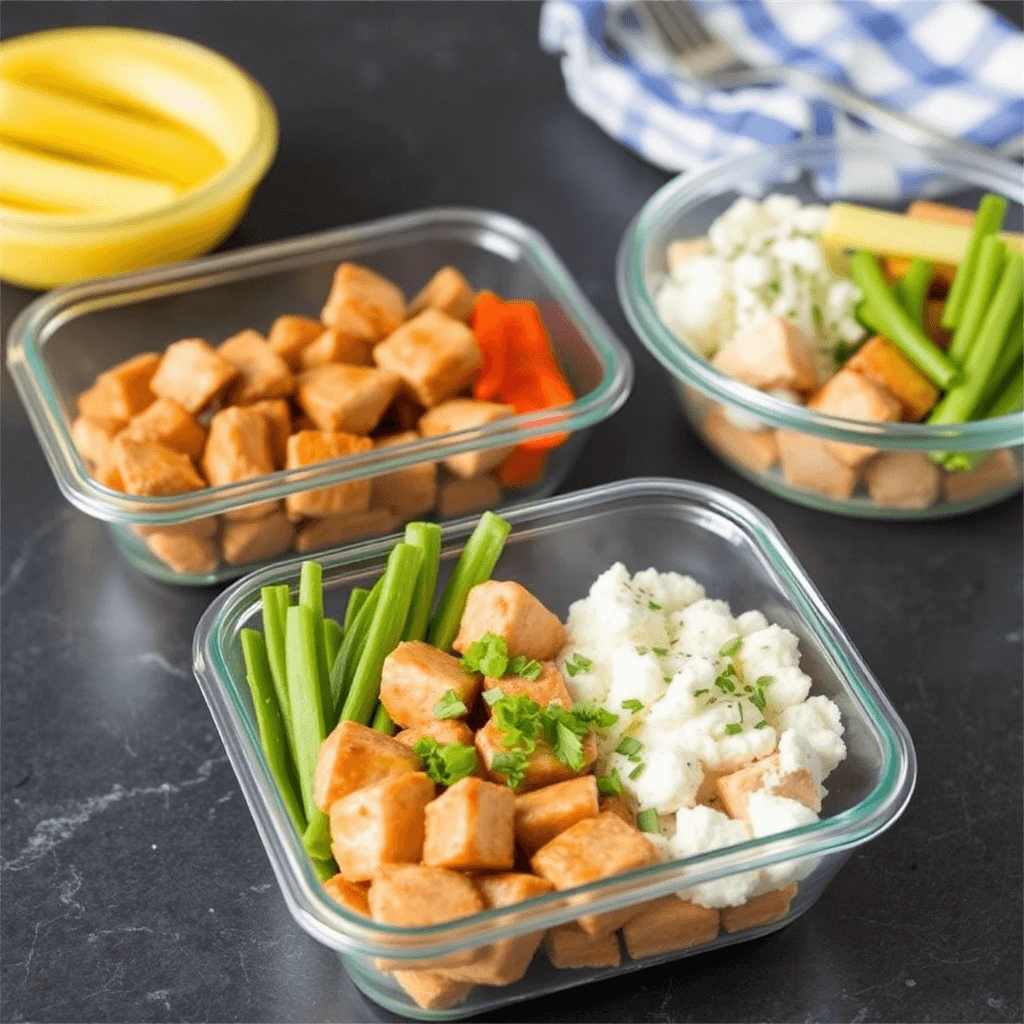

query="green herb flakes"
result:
[433,689,468,720]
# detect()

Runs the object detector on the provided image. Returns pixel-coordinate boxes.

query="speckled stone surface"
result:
[2,3,1022,1022]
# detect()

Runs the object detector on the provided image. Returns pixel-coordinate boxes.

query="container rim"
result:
[0,25,279,237]
[192,477,917,960]
[6,207,633,525]
[617,135,1024,451]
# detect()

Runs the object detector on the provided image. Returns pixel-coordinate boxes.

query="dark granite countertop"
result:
[2,3,1021,1022]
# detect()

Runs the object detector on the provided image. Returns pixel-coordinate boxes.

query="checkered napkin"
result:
[540,0,1024,198]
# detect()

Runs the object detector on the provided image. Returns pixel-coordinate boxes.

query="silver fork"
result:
[635,0,1007,171]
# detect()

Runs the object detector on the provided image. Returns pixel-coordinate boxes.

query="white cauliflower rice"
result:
[556,562,847,908]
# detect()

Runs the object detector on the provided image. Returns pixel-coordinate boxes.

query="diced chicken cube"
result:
[321,262,406,338]
[599,795,634,827]
[329,772,435,882]
[943,449,1020,503]
[720,882,798,933]
[667,237,709,272]
[221,510,295,566]
[299,326,373,370]
[369,432,438,519]
[703,405,779,473]
[714,753,820,822]
[313,720,421,813]
[76,352,159,421]
[391,971,473,1011]
[437,474,501,519]
[776,429,859,501]
[476,719,597,792]
[454,580,565,661]
[218,329,295,405]
[373,309,482,408]
[202,407,276,498]
[712,317,818,393]
[530,812,660,936]
[119,398,207,460]
[150,339,238,413]
[323,874,370,917]
[96,462,124,491]
[71,415,124,474]
[807,368,902,468]
[296,363,401,434]
[284,431,373,520]
[247,398,291,469]
[422,776,516,870]
[380,641,481,728]
[864,451,941,510]
[544,924,621,969]
[438,873,554,985]
[267,314,324,368]
[419,398,516,479]
[368,864,484,969]
[112,436,206,496]
[622,896,719,959]
[513,776,599,854]
[845,336,940,421]
[294,507,398,553]
[132,517,218,541]
[395,719,475,750]
[483,661,572,709]
[144,529,219,576]
[409,267,477,323]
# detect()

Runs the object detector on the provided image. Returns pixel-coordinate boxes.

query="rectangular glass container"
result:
[6,208,632,584]
[192,477,916,1020]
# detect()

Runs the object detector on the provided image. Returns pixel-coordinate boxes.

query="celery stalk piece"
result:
[240,629,306,835]
[329,576,382,721]
[299,561,332,723]
[930,252,1023,428]
[402,522,443,642]
[302,811,333,863]
[310,857,336,882]
[343,587,370,634]
[340,542,423,726]
[371,704,396,735]
[894,259,934,329]
[324,618,344,672]
[980,307,1023,410]
[948,236,1007,365]
[261,584,292,742]
[285,604,328,822]
[428,512,512,652]
[848,251,960,390]
[942,194,1009,330]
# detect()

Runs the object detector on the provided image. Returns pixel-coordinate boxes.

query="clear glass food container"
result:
[6,208,632,584]
[617,137,1024,519]
[192,477,916,1020]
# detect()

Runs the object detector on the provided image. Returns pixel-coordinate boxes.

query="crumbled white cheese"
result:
[736,625,813,716]
[671,805,759,908]
[778,695,847,777]
[746,790,821,890]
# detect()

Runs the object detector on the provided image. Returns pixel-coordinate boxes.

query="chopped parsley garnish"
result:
[597,769,623,796]
[621,699,644,713]
[724,723,743,735]
[714,675,736,694]
[570,701,619,729]
[413,737,478,787]
[635,646,649,656]
[749,675,772,712]
[482,686,506,706]
[460,631,508,677]
[755,720,769,729]
[719,637,742,657]
[564,652,593,677]
[553,721,583,770]
[636,808,659,833]
[615,736,643,758]
[492,693,544,754]
[664,676,672,684]
[628,761,646,780]
[508,655,542,681]
[648,601,662,611]
[652,647,669,657]
[490,750,529,790]
[693,688,709,697]
[433,689,468,720]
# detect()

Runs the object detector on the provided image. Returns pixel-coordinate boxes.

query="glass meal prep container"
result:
[617,137,1024,519]
[193,477,916,1021]
[6,207,632,585]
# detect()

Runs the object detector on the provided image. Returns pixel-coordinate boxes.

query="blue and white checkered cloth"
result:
[540,0,1024,198]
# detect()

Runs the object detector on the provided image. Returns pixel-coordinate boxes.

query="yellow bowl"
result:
[0,27,278,289]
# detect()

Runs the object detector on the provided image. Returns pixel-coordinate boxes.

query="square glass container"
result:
[192,477,916,1020]
[6,208,632,584]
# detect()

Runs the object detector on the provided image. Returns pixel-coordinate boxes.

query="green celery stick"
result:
[285,604,328,822]
[980,307,1023,410]
[302,812,333,863]
[930,252,1023,428]
[371,704,396,735]
[849,251,959,389]
[343,587,370,634]
[341,542,423,725]
[299,562,332,723]
[260,584,292,742]
[948,235,1007,365]
[240,629,306,834]
[428,512,512,652]
[329,576,382,720]
[941,368,1024,472]
[402,522,443,642]
[324,618,343,672]
[894,259,934,329]
[311,858,336,882]
[942,193,1009,330]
